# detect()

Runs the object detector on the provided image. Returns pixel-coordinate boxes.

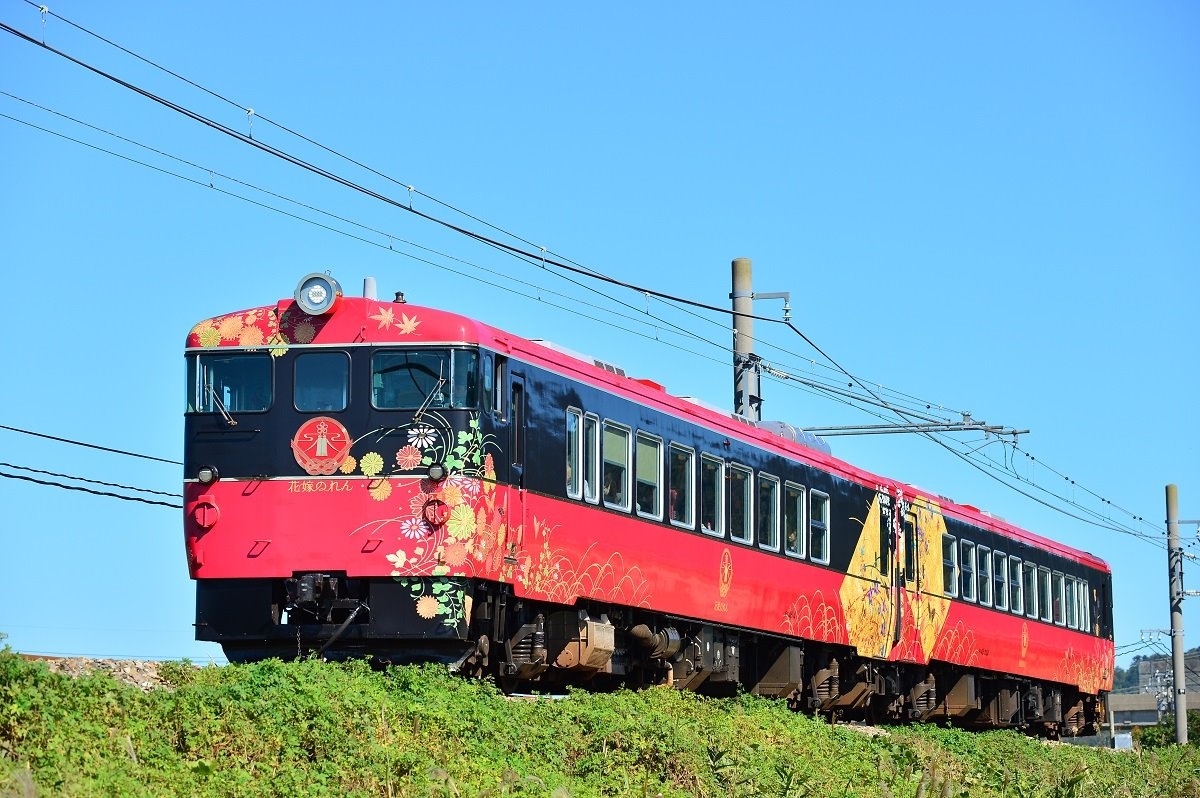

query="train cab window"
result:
[809,490,830,564]
[960,540,976,602]
[728,465,753,544]
[977,545,992,606]
[992,551,1007,611]
[601,421,631,512]
[583,414,600,504]
[700,455,725,537]
[372,349,479,410]
[757,473,780,551]
[1052,571,1066,626]
[189,352,272,413]
[783,482,806,558]
[1038,567,1052,622]
[1009,557,1023,615]
[1022,562,1038,619]
[634,432,663,520]
[668,444,695,528]
[566,409,583,499]
[942,535,959,598]
[295,351,349,412]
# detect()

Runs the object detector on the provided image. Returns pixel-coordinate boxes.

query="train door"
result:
[509,372,527,549]
[899,503,920,656]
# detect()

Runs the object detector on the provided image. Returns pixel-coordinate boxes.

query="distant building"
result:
[1107,693,1161,730]
[1137,653,1200,697]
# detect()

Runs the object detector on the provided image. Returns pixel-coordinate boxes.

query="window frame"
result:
[566,408,583,500]
[700,454,725,538]
[582,413,600,504]
[960,539,976,602]
[1022,561,1038,619]
[600,420,632,513]
[188,351,274,414]
[1009,557,1024,615]
[667,443,696,529]
[783,481,806,559]
[728,463,754,545]
[809,490,830,565]
[1038,566,1053,622]
[756,472,781,552]
[943,534,960,598]
[992,551,1008,611]
[634,431,664,521]
[977,545,992,607]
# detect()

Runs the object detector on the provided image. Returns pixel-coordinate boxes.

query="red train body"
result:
[183,274,1113,735]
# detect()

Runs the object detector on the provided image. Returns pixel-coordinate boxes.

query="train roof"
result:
[187,292,1111,574]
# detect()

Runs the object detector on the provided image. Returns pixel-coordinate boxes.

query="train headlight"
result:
[294,272,343,315]
[197,465,219,484]
[427,462,447,482]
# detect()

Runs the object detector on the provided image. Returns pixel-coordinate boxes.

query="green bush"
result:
[2,649,1198,797]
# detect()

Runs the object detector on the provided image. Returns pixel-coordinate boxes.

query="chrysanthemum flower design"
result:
[415,595,439,619]
[395,445,423,470]
[293,321,316,344]
[449,475,480,497]
[339,456,357,475]
[407,425,438,449]
[359,451,384,477]
[238,327,265,347]
[442,541,469,567]
[399,517,429,540]
[198,327,221,348]
[447,504,477,541]
[217,315,244,340]
[368,479,392,501]
[440,484,463,508]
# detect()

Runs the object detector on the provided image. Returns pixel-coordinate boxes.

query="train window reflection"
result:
[700,455,724,537]
[784,482,806,558]
[728,465,753,544]
[635,432,663,519]
[372,349,479,410]
[188,352,272,413]
[295,351,349,412]
[809,490,830,564]
[601,421,631,512]
[668,444,695,528]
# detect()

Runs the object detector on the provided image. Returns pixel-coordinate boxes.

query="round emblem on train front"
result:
[291,416,352,475]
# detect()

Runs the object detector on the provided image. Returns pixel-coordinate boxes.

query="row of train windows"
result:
[565,409,832,563]
[941,536,1092,630]
[187,350,480,413]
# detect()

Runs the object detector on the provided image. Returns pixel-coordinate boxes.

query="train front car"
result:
[183,274,509,665]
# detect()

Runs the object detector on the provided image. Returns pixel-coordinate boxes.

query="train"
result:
[183,272,1114,736]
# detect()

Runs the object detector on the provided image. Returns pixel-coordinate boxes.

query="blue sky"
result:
[1,3,1196,670]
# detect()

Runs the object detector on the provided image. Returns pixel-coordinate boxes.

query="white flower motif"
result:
[399,517,430,540]
[407,425,438,449]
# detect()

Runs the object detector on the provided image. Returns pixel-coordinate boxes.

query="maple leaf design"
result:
[397,313,421,335]
[369,306,395,329]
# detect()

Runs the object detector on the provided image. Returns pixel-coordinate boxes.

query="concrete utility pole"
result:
[731,258,760,421]
[1167,484,1188,744]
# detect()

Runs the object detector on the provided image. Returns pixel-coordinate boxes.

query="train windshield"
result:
[187,352,273,413]
[371,348,479,410]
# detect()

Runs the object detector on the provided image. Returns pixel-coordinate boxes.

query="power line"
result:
[0,461,181,499]
[0,469,182,508]
[0,424,181,465]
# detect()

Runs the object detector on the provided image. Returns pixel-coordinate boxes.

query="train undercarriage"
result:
[197,574,1102,738]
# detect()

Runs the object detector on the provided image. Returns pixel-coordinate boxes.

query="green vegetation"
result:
[2,649,1198,798]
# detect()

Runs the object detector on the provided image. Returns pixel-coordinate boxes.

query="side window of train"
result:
[583,414,600,504]
[295,351,350,412]
[992,551,1008,611]
[601,421,631,512]
[668,444,695,529]
[942,535,959,598]
[728,465,753,544]
[960,540,976,602]
[1064,576,1078,629]
[1009,557,1023,615]
[1052,571,1066,626]
[977,545,992,607]
[783,482,806,558]
[481,354,493,414]
[809,490,830,564]
[757,473,780,552]
[1037,566,1052,622]
[1022,561,1038,619]
[700,454,725,537]
[634,432,663,520]
[566,408,583,499]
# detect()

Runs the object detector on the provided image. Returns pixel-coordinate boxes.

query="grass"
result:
[2,648,1198,797]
